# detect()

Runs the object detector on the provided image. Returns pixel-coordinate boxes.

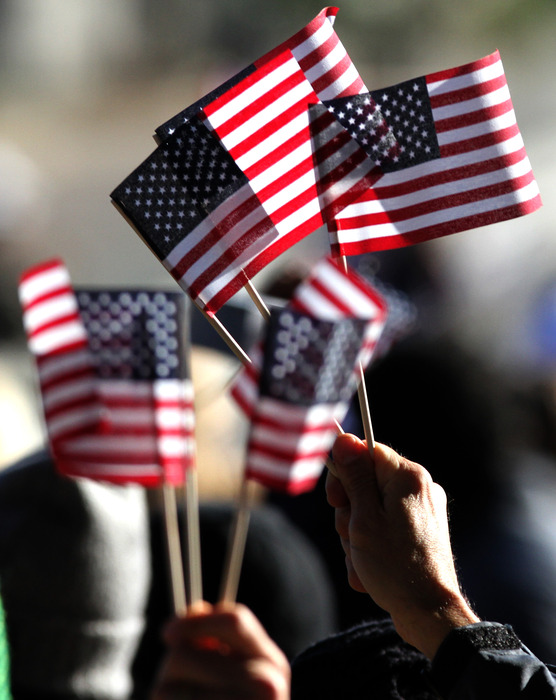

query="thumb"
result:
[331,433,380,507]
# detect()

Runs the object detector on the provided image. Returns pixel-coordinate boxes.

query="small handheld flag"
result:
[19,260,194,487]
[219,256,387,602]
[231,256,387,494]
[111,8,375,316]
[327,51,542,255]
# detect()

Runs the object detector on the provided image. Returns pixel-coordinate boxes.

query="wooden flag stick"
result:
[197,307,252,365]
[184,468,203,607]
[357,361,375,449]
[214,280,268,603]
[219,478,252,603]
[162,483,187,614]
[244,279,271,321]
[338,253,376,452]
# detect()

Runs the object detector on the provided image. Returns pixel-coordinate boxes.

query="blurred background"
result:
[1,0,556,482]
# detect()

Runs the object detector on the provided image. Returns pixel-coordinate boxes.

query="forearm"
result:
[390,588,480,660]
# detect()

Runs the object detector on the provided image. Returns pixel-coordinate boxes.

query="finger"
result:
[163,604,214,646]
[325,468,349,508]
[211,603,288,667]
[167,604,287,671]
[343,552,367,594]
[331,432,367,465]
[325,454,339,477]
[334,497,352,540]
[155,645,289,698]
[371,443,435,503]
[331,433,380,507]
[157,644,270,688]
[431,481,448,511]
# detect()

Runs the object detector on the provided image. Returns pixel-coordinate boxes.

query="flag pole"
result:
[181,321,202,608]
[216,279,267,603]
[199,307,253,365]
[219,478,252,603]
[338,253,376,451]
[243,278,271,321]
[162,483,187,614]
[184,467,203,606]
[356,361,375,449]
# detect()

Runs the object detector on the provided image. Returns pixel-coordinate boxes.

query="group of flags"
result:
[20,8,541,503]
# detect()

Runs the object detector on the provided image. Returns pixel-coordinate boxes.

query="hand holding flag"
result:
[220,256,387,602]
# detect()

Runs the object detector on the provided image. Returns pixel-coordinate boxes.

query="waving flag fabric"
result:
[111,7,375,315]
[231,256,387,494]
[155,6,366,141]
[112,49,376,314]
[111,120,277,314]
[200,50,377,230]
[19,260,194,486]
[327,51,542,256]
[19,259,102,442]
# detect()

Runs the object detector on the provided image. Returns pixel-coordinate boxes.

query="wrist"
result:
[391,590,480,660]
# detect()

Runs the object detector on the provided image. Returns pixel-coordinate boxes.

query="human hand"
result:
[151,602,290,700]
[326,433,479,659]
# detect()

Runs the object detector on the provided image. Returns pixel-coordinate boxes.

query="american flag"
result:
[19,260,194,486]
[112,51,376,314]
[231,256,387,493]
[155,6,366,141]
[111,119,277,314]
[326,51,542,255]
[197,49,377,279]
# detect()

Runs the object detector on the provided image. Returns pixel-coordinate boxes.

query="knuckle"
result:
[221,607,250,637]
[248,664,290,700]
[399,460,433,492]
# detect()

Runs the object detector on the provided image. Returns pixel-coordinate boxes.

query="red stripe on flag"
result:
[204,217,326,312]
[433,98,514,134]
[242,130,311,183]
[169,192,264,274]
[429,73,507,109]
[18,258,64,285]
[332,195,543,257]
[360,148,530,202]
[425,50,501,84]
[340,169,537,227]
[180,216,276,303]
[244,470,318,495]
[27,311,85,339]
[439,122,520,158]
[203,51,295,119]
[256,6,339,65]
[208,70,311,145]
[20,285,74,313]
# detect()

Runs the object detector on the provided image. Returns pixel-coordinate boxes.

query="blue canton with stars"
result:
[75,289,188,381]
[259,308,367,406]
[110,120,249,260]
[325,76,440,173]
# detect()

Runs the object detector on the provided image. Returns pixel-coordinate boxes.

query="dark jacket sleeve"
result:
[430,622,556,699]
